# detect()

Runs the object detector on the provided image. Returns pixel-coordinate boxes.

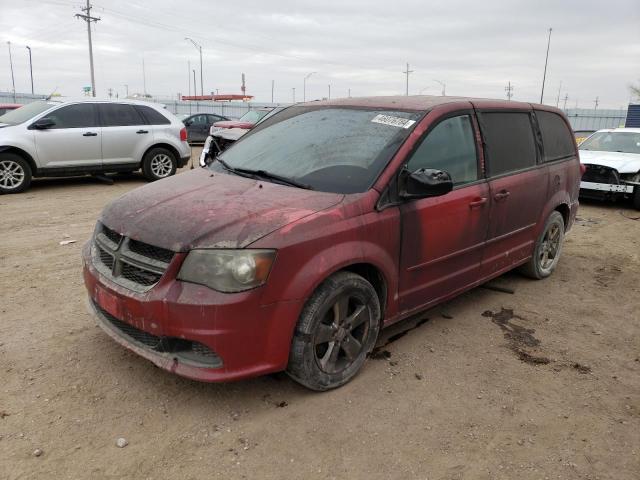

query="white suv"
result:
[0,98,191,193]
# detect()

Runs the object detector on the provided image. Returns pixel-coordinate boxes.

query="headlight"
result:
[177,249,276,293]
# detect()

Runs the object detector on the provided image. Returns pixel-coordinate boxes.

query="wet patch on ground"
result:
[482,308,551,366]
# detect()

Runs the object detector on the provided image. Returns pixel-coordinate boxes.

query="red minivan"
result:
[83,96,580,390]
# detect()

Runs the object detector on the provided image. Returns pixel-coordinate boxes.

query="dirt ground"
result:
[1,149,639,479]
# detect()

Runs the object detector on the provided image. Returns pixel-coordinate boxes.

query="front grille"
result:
[582,164,620,184]
[94,301,222,367]
[93,223,174,293]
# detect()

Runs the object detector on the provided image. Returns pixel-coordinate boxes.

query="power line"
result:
[540,27,552,104]
[75,0,100,97]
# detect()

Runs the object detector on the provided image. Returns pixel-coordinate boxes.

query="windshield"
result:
[579,131,640,154]
[211,106,421,194]
[0,101,59,125]
[238,109,271,124]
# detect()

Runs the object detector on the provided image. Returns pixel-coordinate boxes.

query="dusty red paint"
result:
[212,120,256,130]
[84,96,581,383]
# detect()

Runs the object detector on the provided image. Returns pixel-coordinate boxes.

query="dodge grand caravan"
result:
[83,96,581,391]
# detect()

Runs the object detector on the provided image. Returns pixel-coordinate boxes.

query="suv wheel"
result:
[287,271,381,391]
[633,186,640,211]
[0,153,32,194]
[519,211,565,279]
[142,148,177,181]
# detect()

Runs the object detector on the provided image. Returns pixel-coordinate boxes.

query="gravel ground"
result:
[1,149,639,479]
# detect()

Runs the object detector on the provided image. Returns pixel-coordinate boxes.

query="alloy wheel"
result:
[150,154,173,178]
[313,292,370,374]
[0,159,25,190]
[539,222,561,272]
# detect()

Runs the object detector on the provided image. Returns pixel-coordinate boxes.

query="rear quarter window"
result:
[536,110,576,161]
[480,112,537,176]
[135,105,171,125]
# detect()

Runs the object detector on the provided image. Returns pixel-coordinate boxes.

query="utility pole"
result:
[562,93,569,111]
[303,72,316,102]
[328,84,331,100]
[187,60,191,97]
[348,88,351,98]
[540,27,552,104]
[25,46,34,94]
[75,0,100,97]
[7,41,16,102]
[142,58,147,96]
[402,63,413,96]
[505,81,514,100]
[271,80,274,103]
[108,87,113,98]
[555,80,562,107]
[594,97,599,110]
[185,38,203,96]
[123,84,128,97]
[193,70,197,99]
[292,87,296,103]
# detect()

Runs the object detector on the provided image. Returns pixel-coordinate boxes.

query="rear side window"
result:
[480,112,537,176]
[136,105,170,125]
[536,111,575,161]
[48,103,97,129]
[407,115,478,185]
[99,104,145,127]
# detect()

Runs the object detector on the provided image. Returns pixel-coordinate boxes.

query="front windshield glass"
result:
[238,109,271,124]
[212,106,421,194]
[579,131,640,154]
[0,101,59,125]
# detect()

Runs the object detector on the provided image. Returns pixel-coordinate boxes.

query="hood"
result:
[212,127,248,141]
[213,120,255,130]
[101,168,344,251]
[579,150,640,174]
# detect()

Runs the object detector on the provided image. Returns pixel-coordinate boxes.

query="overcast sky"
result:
[1,0,639,108]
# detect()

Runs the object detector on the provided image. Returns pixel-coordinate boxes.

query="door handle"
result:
[82,132,98,136]
[136,130,149,134]
[493,190,510,201]
[469,197,488,209]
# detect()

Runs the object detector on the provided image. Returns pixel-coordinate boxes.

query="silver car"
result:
[0,98,191,193]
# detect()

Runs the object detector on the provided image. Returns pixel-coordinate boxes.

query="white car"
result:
[579,128,640,209]
[0,98,191,193]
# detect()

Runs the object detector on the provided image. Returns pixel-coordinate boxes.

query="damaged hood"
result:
[100,168,343,252]
[579,150,640,174]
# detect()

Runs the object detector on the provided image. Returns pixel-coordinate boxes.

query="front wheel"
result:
[0,153,32,194]
[519,211,565,279]
[287,272,381,391]
[632,186,640,211]
[142,148,177,181]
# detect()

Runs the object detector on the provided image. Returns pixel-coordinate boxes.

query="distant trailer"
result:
[626,104,640,127]
[181,94,254,102]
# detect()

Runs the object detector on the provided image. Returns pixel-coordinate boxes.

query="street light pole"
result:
[7,41,16,102]
[193,70,197,99]
[123,84,128,97]
[303,71,316,102]
[185,37,203,96]
[433,79,446,96]
[25,46,34,94]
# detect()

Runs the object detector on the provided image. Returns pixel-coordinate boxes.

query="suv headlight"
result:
[177,249,276,293]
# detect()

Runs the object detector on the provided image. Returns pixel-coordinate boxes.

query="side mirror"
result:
[30,117,55,130]
[399,167,453,199]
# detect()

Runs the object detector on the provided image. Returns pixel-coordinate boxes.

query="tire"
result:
[0,153,32,194]
[287,271,381,391]
[633,186,640,211]
[519,211,565,279]
[142,148,177,181]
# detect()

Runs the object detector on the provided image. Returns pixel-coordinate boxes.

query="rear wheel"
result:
[142,148,177,181]
[519,211,565,279]
[0,153,32,194]
[287,272,381,391]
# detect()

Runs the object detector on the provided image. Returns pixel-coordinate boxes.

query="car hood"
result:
[213,120,255,130]
[212,127,248,141]
[100,168,344,252]
[579,150,640,174]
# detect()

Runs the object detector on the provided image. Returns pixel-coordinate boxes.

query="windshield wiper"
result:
[216,157,312,190]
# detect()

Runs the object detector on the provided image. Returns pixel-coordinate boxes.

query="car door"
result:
[189,114,209,142]
[98,103,149,166]
[476,109,548,276]
[32,103,101,168]
[398,113,491,312]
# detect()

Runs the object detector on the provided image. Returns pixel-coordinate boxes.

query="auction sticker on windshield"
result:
[371,114,416,129]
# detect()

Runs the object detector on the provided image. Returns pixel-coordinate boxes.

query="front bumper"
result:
[82,243,303,382]
[580,181,633,194]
